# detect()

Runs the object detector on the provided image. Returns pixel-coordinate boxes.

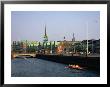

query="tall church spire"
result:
[43,24,48,42]
[72,33,75,41]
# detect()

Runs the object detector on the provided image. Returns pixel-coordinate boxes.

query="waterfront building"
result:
[12,41,23,53]
[81,39,100,54]
[12,39,100,55]
[56,40,81,55]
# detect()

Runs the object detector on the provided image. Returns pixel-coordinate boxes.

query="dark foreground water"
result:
[11,58,99,77]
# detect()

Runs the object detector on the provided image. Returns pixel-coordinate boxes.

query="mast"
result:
[45,25,47,36]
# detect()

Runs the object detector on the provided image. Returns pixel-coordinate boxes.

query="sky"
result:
[11,11,100,42]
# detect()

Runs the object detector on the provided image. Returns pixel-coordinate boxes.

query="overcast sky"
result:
[11,11,100,42]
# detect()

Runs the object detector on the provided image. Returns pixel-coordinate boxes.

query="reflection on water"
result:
[11,58,99,77]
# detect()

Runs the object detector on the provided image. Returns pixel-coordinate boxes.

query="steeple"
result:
[43,25,48,42]
[72,33,75,41]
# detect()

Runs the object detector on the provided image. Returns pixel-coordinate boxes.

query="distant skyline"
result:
[11,11,100,42]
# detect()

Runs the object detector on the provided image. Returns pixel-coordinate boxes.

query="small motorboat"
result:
[65,64,84,70]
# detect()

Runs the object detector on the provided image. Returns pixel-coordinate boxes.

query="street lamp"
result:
[92,39,94,54]
[50,41,52,54]
[74,44,75,53]
[86,22,88,57]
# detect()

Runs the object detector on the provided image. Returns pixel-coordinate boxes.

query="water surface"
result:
[11,58,99,77]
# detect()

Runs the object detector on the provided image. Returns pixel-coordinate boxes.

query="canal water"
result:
[11,58,99,77]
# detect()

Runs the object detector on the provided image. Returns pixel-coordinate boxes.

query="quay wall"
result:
[36,54,100,72]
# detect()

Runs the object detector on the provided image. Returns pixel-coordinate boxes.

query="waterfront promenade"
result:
[12,52,100,58]
[11,53,36,59]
